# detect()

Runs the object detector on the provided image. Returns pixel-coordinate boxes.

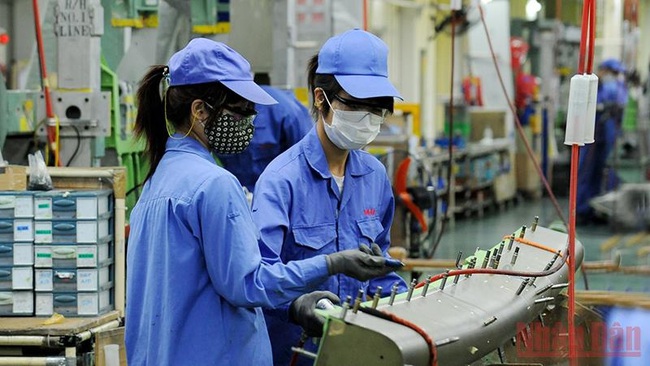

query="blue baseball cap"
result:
[599,58,625,74]
[316,29,402,100]
[168,38,277,105]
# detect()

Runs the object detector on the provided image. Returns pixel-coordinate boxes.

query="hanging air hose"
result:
[32,0,60,166]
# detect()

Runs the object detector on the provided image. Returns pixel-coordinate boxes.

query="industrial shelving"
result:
[0,166,126,366]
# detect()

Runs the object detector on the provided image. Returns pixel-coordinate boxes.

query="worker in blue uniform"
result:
[577,58,627,223]
[125,38,402,366]
[252,29,409,365]
[217,73,313,192]
[605,307,650,366]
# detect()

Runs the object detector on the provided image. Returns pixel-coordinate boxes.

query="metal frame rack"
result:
[0,166,126,365]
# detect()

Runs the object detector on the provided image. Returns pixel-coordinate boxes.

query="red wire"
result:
[32,0,59,166]
[357,306,438,365]
[568,144,579,366]
[578,0,589,74]
[413,248,569,289]
[570,1,596,365]
[382,311,438,366]
[289,334,307,366]
[587,0,596,73]
[477,5,566,225]
[362,0,368,31]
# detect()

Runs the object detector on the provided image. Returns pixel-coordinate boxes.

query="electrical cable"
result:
[414,244,569,290]
[503,236,564,256]
[358,306,438,366]
[66,125,81,167]
[31,0,60,166]
[426,8,458,260]
[567,1,597,364]
[476,4,565,225]
[125,183,144,197]
[288,333,308,366]
[475,3,591,291]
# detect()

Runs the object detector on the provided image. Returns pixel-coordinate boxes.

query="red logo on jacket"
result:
[364,208,376,216]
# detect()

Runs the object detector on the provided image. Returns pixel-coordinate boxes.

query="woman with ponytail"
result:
[125,38,400,365]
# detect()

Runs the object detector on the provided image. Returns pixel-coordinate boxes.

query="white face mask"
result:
[321,93,385,150]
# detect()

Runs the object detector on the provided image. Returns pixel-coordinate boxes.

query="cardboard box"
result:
[515,152,542,193]
[0,166,27,191]
[469,109,507,142]
[494,170,516,202]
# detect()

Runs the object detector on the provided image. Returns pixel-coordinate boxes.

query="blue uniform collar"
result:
[302,129,374,179]
[165,134,216,164]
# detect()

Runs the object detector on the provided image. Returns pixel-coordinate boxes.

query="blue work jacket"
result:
[217,85,313,191]
[252,128,407,365]
[125,135,330,366]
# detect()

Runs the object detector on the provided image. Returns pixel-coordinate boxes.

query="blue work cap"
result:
[599,58,625,74]
[316,29,402,100]
[168,38,277,105]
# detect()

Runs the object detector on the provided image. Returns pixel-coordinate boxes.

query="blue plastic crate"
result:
[35,289,113,316]
[0,266,33,290]
[0,243,33,266]
[34,239,112,268]
[0,291,34,316]
[34,190,113,220]
[0,219,34,242]
[34,216,112,243]
[35,265,112,292]
[0,191,34,218]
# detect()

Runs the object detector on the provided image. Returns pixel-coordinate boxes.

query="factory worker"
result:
[125,38,401,366]
[252,29,409,365]
[577,58,627,223]
[217,73,313,192]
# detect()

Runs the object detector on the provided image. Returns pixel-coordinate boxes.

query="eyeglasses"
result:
[332,94,388,118]
[204,101,258,118]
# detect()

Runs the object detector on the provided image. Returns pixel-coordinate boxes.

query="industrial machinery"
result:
[308,223,585,366]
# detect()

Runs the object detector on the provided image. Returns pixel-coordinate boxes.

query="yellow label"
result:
[143,14,158,28]
[192,23,231,34]
[19,116,30,132]
[112,18,144,28]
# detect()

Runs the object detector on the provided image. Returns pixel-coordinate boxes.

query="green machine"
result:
[101,60,146,218]
[0,0,239,217]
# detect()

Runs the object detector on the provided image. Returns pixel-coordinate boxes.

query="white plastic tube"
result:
[583,73,599,144]
[564,74,590,146]
[0,357,65,365]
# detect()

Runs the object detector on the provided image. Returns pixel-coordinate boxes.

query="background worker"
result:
[577,58,628,223]
[251,29,409,365]
[217,73,313,192]
[125,38,401,366]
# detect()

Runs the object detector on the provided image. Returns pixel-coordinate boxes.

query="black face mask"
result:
[204,110,255,154]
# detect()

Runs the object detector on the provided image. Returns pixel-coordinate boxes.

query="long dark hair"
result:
[134,65,237,181]
[307,54,394,118]
[307,55,343,118]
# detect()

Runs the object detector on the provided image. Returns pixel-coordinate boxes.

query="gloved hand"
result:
[289,291,341,337]
[326,243,404,282]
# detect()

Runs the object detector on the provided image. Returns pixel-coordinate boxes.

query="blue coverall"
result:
[605,307,650,366]
[217,85,313,191]
[577,79,626,219]
[126,135,331,365]
[252,128,408,365]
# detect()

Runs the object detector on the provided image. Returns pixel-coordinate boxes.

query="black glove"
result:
[289,291,341,337]
[325,244,404,282]
[359,243,383,256]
